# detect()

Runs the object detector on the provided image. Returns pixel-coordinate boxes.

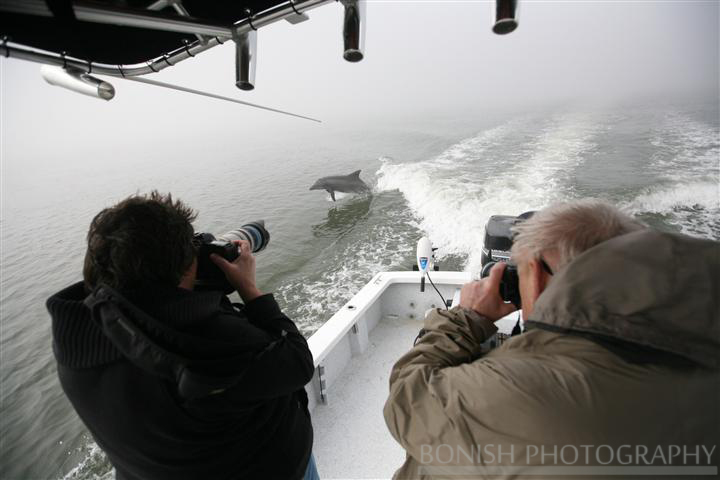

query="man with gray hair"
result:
[384,199,719,479]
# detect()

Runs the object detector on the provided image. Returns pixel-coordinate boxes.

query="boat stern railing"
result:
[305,271,470,411]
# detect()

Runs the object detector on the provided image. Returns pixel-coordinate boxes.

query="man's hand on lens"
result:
[459,262,517,321]
[210,240,263,302]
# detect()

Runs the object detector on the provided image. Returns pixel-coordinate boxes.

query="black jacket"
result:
[48,282,314,480]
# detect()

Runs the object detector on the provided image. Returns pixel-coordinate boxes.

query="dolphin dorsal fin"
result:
[349,170,361,178]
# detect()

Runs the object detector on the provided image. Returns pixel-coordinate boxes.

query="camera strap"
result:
[84,285,253,400]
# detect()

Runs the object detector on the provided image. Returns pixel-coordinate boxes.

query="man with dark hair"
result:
[47,191,319,480]
[82,191,198,293]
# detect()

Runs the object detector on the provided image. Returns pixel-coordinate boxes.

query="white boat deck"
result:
[303,272,472,479]
[311,312,420,479]
[304,271,521,479]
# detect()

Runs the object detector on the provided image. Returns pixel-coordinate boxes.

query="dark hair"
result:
[83,191,197,293]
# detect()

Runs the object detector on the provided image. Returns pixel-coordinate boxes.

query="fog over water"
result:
[1,1,719,479]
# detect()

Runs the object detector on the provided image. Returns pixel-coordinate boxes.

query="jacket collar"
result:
[47,281,245,369]
[47,282,123,368]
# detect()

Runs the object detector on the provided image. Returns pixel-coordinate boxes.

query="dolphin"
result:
[309,170,370,202]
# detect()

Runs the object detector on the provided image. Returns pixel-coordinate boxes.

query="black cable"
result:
[511,312,522,336]
[425,271,449,310]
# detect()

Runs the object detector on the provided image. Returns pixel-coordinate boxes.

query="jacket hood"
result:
[527,229,720,369]
[47,282,255,369]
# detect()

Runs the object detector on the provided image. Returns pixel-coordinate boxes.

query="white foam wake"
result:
[274,206,415,335]
[626,181,720,239]
[628,182,719,213]
[650,111,720,182]
[377,113,605,273]
[59,440,113,480]
[629,111,720,239]
[325,191,350,202]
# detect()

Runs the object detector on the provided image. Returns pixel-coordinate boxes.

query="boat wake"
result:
[60,439,113,480]
[376,113,606,273]
[627,111,720,239]
[627,181,719,239]
[274,195,417,336]
[377,109,719,277]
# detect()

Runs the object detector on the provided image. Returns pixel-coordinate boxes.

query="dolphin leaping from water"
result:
[309,170,370,202]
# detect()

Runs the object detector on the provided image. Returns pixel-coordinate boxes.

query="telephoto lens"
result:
[217,220,270,253]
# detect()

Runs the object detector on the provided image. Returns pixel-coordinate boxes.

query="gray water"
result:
[1,99,718,479]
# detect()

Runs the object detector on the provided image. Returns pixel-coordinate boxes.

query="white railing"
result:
[305,271,471,410]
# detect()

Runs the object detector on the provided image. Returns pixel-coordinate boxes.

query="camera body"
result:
[194,221,270,293]
[479,212,534,308]
[194,233,240,293]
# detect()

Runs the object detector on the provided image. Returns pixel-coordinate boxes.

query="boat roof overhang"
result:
[0,1,294,65]
[0,0,348,83]
[1,0,515,103]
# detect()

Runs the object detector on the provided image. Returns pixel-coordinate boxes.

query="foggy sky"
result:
[1,0,718,166]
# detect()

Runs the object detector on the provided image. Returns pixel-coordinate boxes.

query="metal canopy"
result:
[0,0,365,113]
[0,0,292,65]
[0,0,340,87]
[0,0,515,109]
[0,0,331,68]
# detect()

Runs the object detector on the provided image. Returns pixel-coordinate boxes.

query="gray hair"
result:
[511,199,645,271]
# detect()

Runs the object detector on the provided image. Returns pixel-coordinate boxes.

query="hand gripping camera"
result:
[193,220,270,293]
[479,212,534,308]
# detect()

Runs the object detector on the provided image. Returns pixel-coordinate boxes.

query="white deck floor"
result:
[311,313,422,479]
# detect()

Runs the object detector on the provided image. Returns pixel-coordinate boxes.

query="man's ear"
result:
[528,258,547,297]
[178,257,197,290]
[532,257,552,294]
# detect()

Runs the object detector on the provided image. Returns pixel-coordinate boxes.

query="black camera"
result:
[479,212,534,308]
[194,221,270,293]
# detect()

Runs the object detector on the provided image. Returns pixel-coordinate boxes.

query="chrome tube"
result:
[249,0,328,29]
[73,0,333,39]
[146,0,172,11]
[234,30,257,91]
[0,37,222,76]
[40,65,115,100]
[169,1,210,44]
[145,0,209,44]
[341,0,365,62]
[0,0,335,76]
[0,0,52,17]
[73,1,233,38]
[493,0,518,35]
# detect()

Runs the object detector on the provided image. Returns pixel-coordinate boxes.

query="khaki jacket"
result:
[384,229,720,479]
